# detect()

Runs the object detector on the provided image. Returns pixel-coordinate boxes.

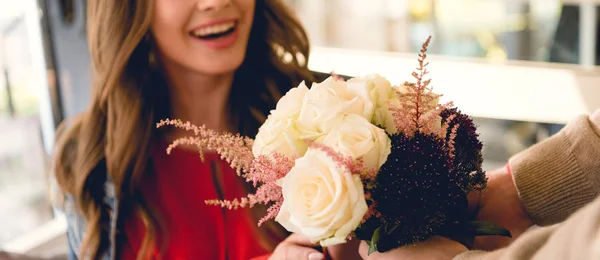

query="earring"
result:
[149,49,157,68]
[145,33,158,68]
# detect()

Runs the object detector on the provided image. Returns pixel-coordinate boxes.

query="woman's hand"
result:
[467,165,534,250]
[270,233,325,260]
[358,237,467,260]
[270,234,361,260]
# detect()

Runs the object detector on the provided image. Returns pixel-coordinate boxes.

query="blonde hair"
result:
[52,0,314,258]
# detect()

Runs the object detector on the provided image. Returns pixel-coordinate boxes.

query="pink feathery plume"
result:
[390,86,417,135]
[362,167,379,184]
[447,124,460,160]
[391,36,451,136]
[156,119,254,176]
[438,113,460,159]
[439,114,457,138]
[248,153,295,186]
[204,182,282,210]
[205,182,285,226]
[163,136,208,159]
[157,119,291,224]
[261,202,283,226]
[205,152,295,225]
[305,141,376,179]
[361,192,382,224]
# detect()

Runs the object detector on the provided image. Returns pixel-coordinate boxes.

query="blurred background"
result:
[0,0,598,258]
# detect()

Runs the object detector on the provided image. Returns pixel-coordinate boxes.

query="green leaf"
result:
[368,226,382,255]
[467,221,512,238]
[368,241,378,255]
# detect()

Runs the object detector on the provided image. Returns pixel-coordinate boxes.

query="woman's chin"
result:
[192,59,245,76]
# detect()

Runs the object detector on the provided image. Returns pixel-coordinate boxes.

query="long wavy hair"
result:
[52,0,315,258]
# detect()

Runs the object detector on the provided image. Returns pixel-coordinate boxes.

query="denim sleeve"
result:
[62,194,85,260]
[50,174,82,259]
[66,217,79,260]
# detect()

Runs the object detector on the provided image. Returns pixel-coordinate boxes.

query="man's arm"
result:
[456,195,600,260]
[359,110,600,260]
[509,110,600,226]
[456,109,600,258]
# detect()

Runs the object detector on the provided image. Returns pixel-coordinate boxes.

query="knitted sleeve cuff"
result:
[508,110,600,226]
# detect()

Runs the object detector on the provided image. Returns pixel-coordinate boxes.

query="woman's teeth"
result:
[192,22,236,38]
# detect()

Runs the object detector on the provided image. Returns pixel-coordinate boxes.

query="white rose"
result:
[270,81,309,120]
[252,116,308,158]
[275,149,368,246]
[347,74,392,106]
[321,114,391,170]
[347,74,399,134]
[296,77,374,139]
[375,98,401,134]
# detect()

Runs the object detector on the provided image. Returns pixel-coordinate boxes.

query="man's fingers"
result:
[358,237,467,260]
[358,241,371,258]
[467,190,482,213]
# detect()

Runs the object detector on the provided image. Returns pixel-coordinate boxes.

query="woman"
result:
[52,0,359,259]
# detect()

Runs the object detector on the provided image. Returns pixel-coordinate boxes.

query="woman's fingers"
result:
[271,233,325,260]
[281,244,324,260]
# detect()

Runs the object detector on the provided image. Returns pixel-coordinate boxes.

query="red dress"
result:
[120,140,274,259]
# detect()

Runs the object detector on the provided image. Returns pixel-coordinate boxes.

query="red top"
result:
[120,140,274,260]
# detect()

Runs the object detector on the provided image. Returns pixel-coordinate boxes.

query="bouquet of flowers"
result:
[157,37,509,254]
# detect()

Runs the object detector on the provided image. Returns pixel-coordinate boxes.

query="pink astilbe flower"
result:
[205,153,294,225]
[361,192,382,224]
[204,182,282,209]
[157,119,254,176]
[447,124,460,160]
[253,182,284,225]
[439,114,457,139]
[305,141,377,180]
[391,36,451,137]
[438,113,461,159]
[158,119,297,225]
[248,153,295,186]
[205,181,285,226]
[362,167,379,184]
[261,203,282,226]
[164,136,208,159]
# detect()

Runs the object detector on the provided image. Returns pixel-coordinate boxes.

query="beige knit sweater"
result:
[456,109,600,260]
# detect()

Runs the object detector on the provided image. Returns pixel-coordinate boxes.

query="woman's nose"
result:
[195,0,233,12]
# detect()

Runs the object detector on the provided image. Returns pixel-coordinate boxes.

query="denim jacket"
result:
[61,177,119,260]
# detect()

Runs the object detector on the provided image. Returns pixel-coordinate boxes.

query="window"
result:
[287,0,600,168]
[0,0,57,249]
[288,0,598,64]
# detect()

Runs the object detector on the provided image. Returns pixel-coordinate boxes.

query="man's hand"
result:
[468,166,534,250]
[358,237,467,260]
